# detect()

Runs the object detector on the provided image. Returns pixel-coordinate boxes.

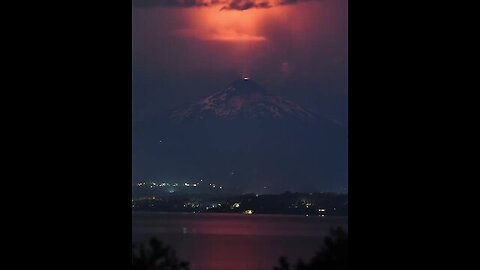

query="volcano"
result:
[132,79,347,193]
[170,78,317,123]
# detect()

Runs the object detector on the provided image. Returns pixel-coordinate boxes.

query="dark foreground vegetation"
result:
[132,238,190,270]
[274,227,347,270]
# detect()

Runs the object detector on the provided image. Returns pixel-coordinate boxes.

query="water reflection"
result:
[133,213,348,270]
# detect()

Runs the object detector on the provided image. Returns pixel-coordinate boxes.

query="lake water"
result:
[132,212,348,270]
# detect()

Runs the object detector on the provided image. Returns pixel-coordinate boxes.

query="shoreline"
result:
[132,211,348,218]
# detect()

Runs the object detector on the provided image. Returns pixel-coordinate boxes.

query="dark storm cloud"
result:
[219,0,272,10]
[133,0,322,10]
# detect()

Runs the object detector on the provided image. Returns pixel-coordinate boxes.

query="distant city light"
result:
[132,192,347,216]
[134,179,230,192]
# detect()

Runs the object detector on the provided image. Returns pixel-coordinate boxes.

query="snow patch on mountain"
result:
[170,79,317,123]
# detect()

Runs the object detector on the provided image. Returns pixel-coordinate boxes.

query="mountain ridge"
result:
[169,79,320,124]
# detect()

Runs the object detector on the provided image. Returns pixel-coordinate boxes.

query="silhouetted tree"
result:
[274,256,291,270]
[132,238,190,270]
[274,227,348,270]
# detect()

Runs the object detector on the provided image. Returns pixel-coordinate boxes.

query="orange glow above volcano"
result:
[175,6,286,43]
